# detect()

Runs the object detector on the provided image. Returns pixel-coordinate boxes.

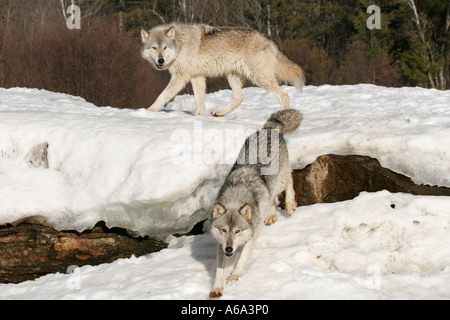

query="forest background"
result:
[0,0,448,109]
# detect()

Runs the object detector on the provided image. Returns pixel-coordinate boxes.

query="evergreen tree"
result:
[397,0,449,88]
[339,0,400,86]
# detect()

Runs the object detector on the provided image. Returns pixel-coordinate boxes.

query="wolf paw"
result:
[209,288,223,299]
[226,273,242,283]
[264,214,277,225]
[147,106,159,112]
[286,200,297,215]
[211,110,227,117]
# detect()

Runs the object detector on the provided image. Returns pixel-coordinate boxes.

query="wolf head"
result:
[141,26,178,71]
[210,203,253,258]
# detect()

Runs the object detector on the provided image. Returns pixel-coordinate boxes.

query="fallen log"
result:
[0,221,167,284]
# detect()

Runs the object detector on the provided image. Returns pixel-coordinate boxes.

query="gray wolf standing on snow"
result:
[208,109,302,298]
[140,23,305,116]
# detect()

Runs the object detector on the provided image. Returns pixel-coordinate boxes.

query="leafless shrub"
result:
[1,17,168,109]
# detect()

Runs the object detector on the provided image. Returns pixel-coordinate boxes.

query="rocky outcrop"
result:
[279,154,450,208]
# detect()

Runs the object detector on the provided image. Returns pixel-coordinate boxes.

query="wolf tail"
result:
[263,110,302,135]
[274,51,305,92]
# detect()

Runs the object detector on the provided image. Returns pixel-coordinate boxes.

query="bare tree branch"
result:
[405,0,437,88]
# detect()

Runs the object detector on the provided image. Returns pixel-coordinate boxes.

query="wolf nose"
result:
[158,58,164,64]
[225,247,233,254]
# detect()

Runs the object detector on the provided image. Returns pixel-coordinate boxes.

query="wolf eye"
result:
[235,229,241,234]
[163,46,168,50]
[151,46,157,50]
[221,228,227,233]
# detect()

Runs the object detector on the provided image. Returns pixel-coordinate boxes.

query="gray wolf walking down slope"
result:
[209,109,302,298]
[141,23,305,116]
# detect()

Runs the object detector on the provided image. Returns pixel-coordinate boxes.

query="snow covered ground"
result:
[1,191,449,300]
[0,84,449,299]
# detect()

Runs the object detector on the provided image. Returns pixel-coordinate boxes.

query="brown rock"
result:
[279,154,450,208]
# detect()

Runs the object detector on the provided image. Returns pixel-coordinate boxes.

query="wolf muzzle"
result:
[156,58,165,69]
[224,247,234,257]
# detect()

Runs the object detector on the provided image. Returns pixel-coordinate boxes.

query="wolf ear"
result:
[166,27,175,40]
[213,203,226,219]
[239,204,252,221]
[141,29,150,43]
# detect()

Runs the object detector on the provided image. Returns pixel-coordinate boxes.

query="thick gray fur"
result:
[209,109,301,298]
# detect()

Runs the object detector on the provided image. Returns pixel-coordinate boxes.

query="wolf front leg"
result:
[210,245,227,299]
[211,73,243,117]
[191,76,206,116]
[264,204,277,225]
[226,236,257,283]
[147,74,190,112]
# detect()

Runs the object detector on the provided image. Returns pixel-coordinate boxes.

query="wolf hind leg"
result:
[285,171,297,215]
[251,70,290,110]
[211,73,243,117]
[263,81,290,110]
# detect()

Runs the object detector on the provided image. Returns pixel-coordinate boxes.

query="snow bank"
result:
[0,191,449,299]
[0,85,449,237]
